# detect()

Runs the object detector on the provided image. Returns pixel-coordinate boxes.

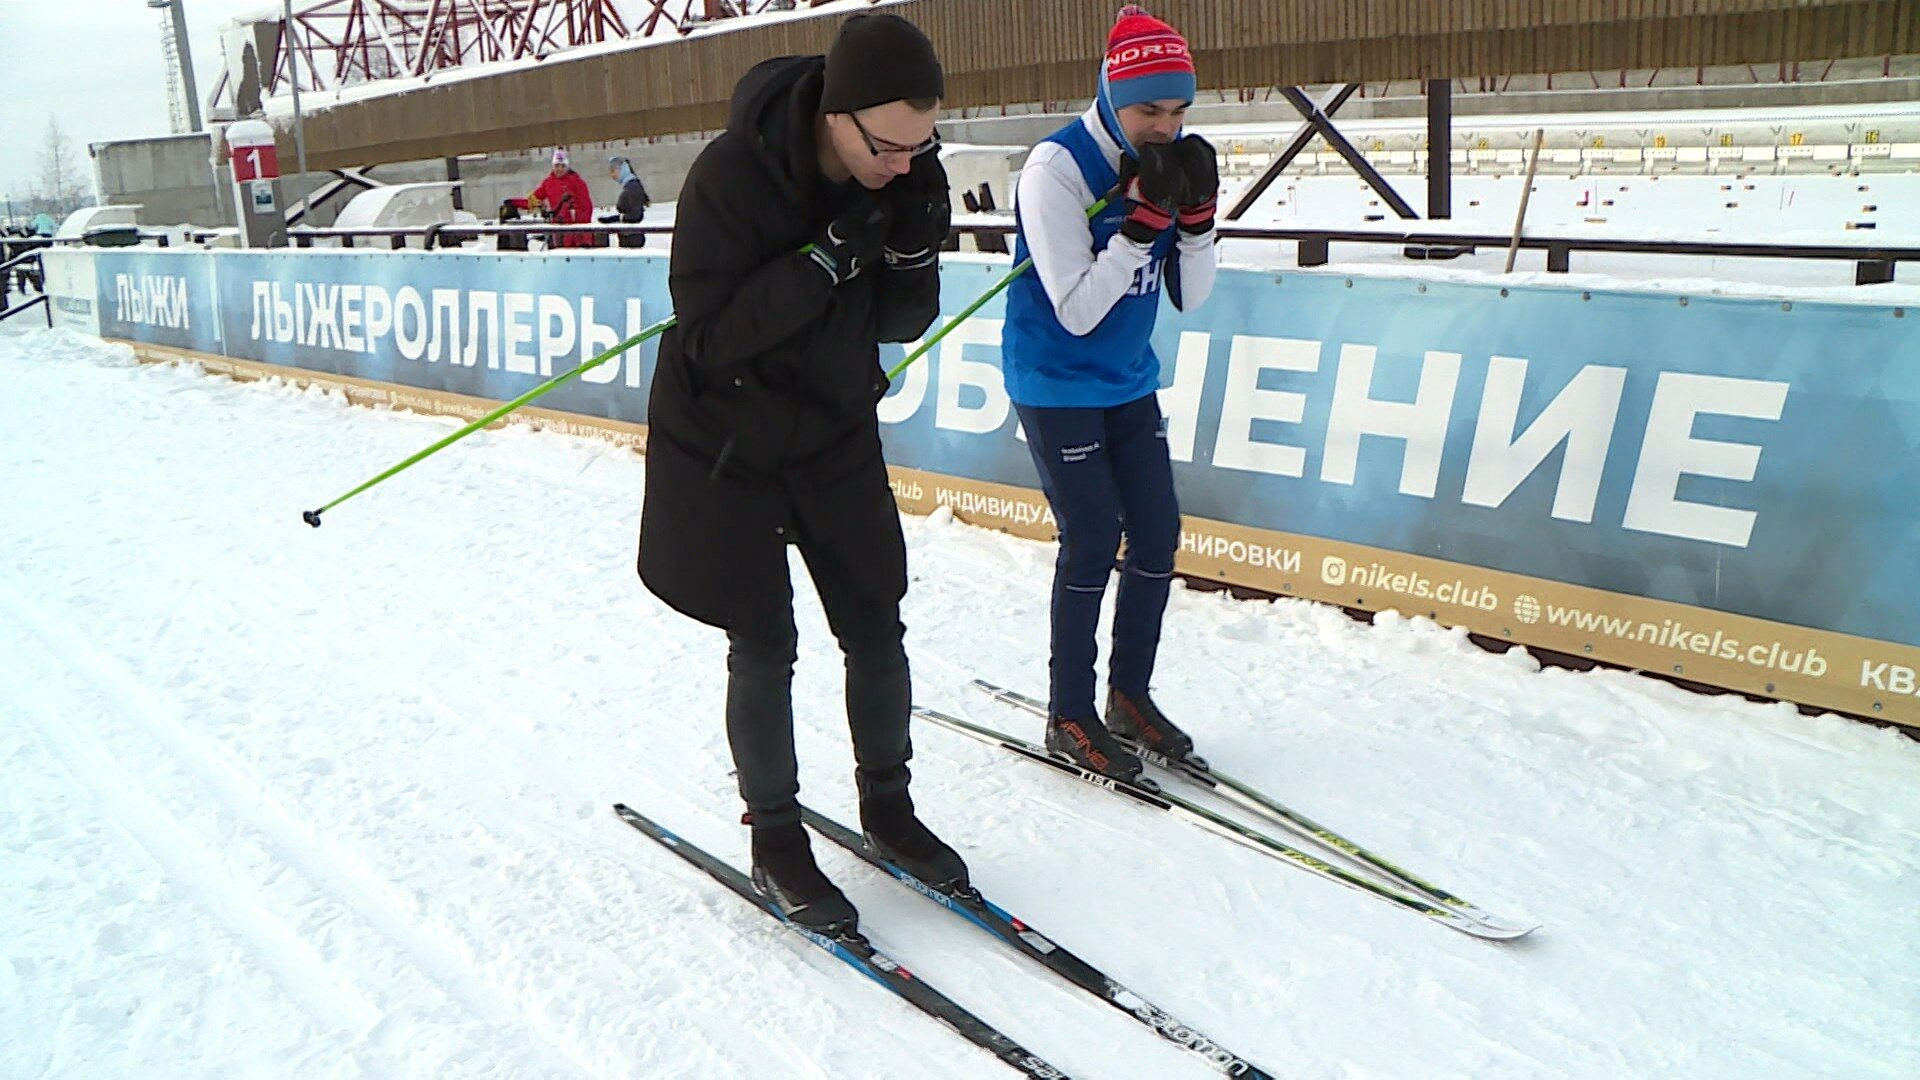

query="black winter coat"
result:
[616,176,649,222]
[637,55,941,632]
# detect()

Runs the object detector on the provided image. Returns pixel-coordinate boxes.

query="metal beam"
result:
[284,0,310,178]
[1224,83,1356,222]
[1427,79,1452,220]
[164,1,205,131]
[445,156,464,210]
[1278,85,1417,220]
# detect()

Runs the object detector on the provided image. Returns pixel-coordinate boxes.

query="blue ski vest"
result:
[1002,117,1177,409]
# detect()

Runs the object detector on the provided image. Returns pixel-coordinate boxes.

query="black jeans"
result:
[724,531,911,831]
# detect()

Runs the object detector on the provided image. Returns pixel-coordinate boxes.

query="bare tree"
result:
[37,116,86,213]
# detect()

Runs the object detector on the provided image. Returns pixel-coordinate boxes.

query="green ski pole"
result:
[301,315,675,527]
[885,196,1109,381]
[305,194,1109,526]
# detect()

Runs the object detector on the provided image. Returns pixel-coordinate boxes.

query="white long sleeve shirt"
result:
[1013,105,1217,336]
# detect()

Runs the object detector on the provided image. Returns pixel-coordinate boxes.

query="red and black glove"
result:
[1172,134,1219,235]
[1117,141,1189,245]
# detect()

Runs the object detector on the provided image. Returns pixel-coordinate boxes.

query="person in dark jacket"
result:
[637,13,960,934]
[608,156,651,247]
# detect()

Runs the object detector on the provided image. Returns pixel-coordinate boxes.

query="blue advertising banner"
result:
[878,261,1920,651]
[91,249,222,355]
[212,249,670,426]
[64,245,1920,724]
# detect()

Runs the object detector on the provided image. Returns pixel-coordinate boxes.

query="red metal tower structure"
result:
[269,1,832,94]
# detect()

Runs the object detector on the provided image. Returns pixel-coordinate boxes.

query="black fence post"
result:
[1856,259,1895,286]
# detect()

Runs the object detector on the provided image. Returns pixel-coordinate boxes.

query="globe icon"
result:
[1513,594,1542,624]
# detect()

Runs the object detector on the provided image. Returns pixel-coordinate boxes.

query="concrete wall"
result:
[90,134,229,229]
[90,132,350,230]
[90,131,716,232]
[363,137,711,220]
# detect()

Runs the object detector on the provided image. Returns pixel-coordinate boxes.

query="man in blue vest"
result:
[1002,5,1218,781]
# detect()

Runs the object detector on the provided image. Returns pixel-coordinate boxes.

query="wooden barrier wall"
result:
[295,0,1918,169]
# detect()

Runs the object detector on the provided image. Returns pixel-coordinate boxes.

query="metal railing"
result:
[1211,224,1920,287]
[0,245,50,327]
[289,221,675,250]
[195,218,1920,287]
[955,219,1920,286]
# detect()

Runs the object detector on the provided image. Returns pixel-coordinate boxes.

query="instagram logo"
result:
[1321,556,1348,586]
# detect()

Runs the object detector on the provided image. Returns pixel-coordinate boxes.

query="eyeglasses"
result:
[849,112,941,159]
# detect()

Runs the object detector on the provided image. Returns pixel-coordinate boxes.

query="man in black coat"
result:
[637,13,963,933]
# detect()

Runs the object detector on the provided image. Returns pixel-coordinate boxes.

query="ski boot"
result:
[1044,714,1145,783]
[1106,688,1197,765]
[858,768,970,893]
[747,817,858,935]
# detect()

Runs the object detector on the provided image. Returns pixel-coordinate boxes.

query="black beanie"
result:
[819,14,943,114]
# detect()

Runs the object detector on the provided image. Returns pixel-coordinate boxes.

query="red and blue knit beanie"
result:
[1100,5,1195,110]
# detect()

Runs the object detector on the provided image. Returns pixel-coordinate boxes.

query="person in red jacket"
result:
[530,148,595,248]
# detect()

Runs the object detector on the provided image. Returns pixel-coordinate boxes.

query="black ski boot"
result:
[1106,689,1196,763]
[748,819,858,935]
[858,768,970,892]
[1044,714,1144,783]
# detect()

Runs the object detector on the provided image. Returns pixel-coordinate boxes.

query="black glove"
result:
[806,196,890,286]
[1117,141,1190,245]
[1171,134,1218,235]
[883,153,951,270]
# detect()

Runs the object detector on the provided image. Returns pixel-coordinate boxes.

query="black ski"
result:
[612,804,1069,1078]
[802,805,1274,1078]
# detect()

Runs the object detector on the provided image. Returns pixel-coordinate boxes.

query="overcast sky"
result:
[0,0,888,205]
[0,0,278,199]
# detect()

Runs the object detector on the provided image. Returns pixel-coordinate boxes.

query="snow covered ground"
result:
[3,323,1917,1079]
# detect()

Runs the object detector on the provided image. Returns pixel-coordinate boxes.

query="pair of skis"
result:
[615,802,1271,1078]
[615,679,1532,1074]
[947,679,1537,942]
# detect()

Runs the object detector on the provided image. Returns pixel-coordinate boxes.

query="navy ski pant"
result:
[1015,392,1180,723]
